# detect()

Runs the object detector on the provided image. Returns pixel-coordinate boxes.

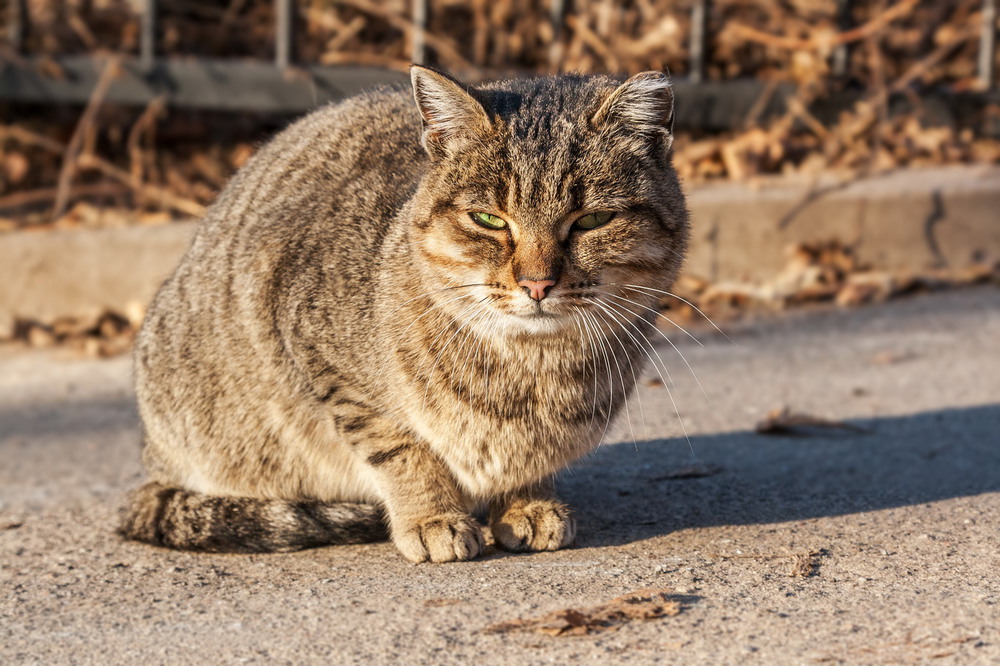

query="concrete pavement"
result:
[1,287,999,664]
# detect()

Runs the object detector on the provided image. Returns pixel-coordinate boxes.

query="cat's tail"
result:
[118,481,388,553]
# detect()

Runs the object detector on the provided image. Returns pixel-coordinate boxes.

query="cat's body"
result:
[120,67,689,562]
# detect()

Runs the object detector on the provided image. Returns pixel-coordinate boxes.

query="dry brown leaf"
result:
[485,589,685,637]
[836,272,898,307]
[650,463,723,481]
[26,323,56,348]
[756,407,870,436]
[788,551,821,577]
[871,350,917,366]
[6,308,139,357]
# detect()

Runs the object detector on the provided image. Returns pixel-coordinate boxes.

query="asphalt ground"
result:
[1,286,998,664]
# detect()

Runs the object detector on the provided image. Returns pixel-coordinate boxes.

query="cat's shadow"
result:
[559,403,1000,548]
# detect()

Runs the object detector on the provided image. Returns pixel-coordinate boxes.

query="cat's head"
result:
[407,66,689,337]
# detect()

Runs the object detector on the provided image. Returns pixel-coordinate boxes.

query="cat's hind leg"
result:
[118,481,387,553]
[489,478,576,552]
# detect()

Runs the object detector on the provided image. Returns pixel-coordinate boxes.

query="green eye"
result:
[469,212,507,230]
[573,211,615,230]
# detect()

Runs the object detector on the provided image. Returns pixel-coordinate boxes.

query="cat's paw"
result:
[392,512,485,563]
[491,500,576,552]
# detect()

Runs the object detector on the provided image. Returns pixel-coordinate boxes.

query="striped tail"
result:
[119,481,388,553]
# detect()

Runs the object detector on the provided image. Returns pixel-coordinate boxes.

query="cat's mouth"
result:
[523,309,559,320]
[510,299,574,326]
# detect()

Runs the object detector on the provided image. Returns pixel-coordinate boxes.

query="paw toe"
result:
[394,513,485,563]
[493,501,575,552]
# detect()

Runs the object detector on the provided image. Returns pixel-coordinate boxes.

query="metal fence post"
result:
[140,0,156,70]
[832,0,851,77]
[689,0,710,83]
[7,0,26,52]
[981,0,997,90]
[275,0,294,69]
[549,0,567,70]
[412,0,428,65]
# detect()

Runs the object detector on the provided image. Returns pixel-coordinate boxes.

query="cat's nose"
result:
[518,278,557,302]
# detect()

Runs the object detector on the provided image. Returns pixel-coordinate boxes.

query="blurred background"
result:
[1,0,998,353]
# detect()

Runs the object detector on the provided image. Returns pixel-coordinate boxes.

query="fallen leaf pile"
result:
[8,0,993,83]
[661,240,1000,324]
[485,588,686,637]
[0,304,143,358]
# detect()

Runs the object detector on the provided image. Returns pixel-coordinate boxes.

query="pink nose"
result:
[518,278,556,302]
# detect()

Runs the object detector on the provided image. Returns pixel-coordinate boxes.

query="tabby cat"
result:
[119,66,689,562]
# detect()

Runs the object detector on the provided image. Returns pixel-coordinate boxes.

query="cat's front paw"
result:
[392,512,485,563]
[491,500,576,552]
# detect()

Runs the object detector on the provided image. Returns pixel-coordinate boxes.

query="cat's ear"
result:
[411,65,492,159]
[591,71,674,149]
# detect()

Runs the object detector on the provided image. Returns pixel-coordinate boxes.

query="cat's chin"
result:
[505,312,574,336]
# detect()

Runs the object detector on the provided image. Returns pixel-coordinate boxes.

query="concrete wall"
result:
[2,165,998,326]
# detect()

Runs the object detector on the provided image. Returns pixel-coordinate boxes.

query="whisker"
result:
[580,308,620,450]
[621,283,732,342]
[598,296,696,457]
[586,298,647,445]
[570,310,600,433]
[600,290,710,404]
[373,281,493,330]
[573,307,602,434]
[602,291,703,347]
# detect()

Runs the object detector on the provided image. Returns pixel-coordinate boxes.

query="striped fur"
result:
[122,67,689,562]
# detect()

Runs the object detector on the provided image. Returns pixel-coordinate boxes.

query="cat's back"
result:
[197,85,423,252]
[146,84,424,323]
[136,86,425,434]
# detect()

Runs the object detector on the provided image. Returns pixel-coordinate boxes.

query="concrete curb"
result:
[1,165,998,326]
[686,164,1000,283]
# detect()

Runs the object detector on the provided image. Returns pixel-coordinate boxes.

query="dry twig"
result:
[52,56,121,220]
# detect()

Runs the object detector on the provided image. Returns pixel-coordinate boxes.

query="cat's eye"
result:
[573,211,615,230]
[469,212,507,230]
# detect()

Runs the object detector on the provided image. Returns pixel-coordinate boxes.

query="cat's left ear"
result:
[411,65,492,160]
[591,71,674,150]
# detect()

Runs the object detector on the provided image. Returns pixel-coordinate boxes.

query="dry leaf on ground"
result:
[788,551,822,577]
[756,407,870,436]
[650,463,723,481]
[871,350,917,365]
[485,589,686,637]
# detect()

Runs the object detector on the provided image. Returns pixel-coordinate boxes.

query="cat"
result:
[119,65,689,563]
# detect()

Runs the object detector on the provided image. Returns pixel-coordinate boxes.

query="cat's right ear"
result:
[411,65,492,160]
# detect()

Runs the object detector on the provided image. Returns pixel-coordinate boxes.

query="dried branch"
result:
[77,154,207,217]
[127,95,167,186]
[565,14,621,72]
[2,125,205,218]
[0,183,126,212]
[334,0,473,70]
[51,57,121,220]
[728,0,920,52]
